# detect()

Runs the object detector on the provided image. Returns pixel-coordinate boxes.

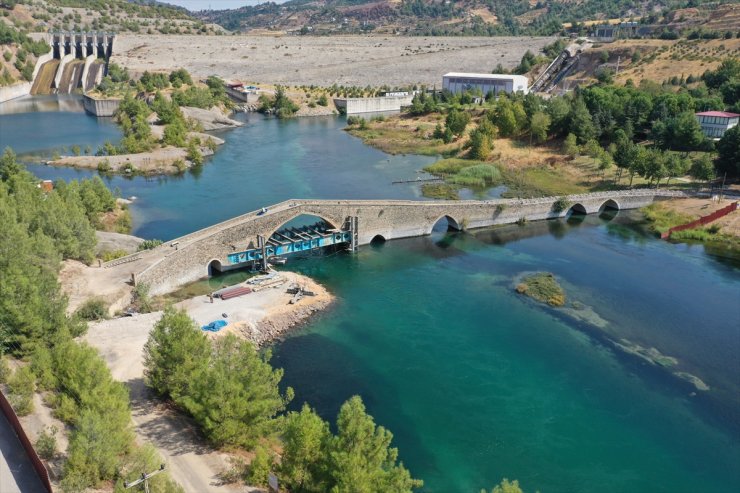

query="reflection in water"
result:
[0,94,87,114]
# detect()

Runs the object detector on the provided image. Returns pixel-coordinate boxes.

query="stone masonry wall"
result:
[134,190,685,295]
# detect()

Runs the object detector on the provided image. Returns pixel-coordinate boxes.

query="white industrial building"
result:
[442,73,529,96]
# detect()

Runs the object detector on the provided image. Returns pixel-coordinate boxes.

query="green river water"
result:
[1,99,738,492]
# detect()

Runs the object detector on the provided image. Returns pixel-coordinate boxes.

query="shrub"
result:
[138,239,163,251]
[0,355,10,384]
[36,426,58,460]
[97,159,111,173]
[317,94,328,106]
[76,297,109,321]
[8,366,35,416]
[552,196,570,213]
[132,283,153,313]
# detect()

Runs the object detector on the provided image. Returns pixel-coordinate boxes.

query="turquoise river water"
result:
[1,98,738,492]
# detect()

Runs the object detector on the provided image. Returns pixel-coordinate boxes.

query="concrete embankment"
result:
[0,82,32,103]
[334,95,413,114]
[82,94,121,116]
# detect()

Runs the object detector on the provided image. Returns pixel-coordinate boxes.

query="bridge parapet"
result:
[130,190,688,295]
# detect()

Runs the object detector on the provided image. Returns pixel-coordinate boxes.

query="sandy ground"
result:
[111,34,557,87]
[47,145,216,175]
[60,259,136,314]
[662,196,740,236]
[82,271,331,492]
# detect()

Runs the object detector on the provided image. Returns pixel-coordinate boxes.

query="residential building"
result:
[695,111,739,139]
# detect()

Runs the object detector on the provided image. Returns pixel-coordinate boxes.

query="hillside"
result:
[195,0,739,36]
[0,0,225,35]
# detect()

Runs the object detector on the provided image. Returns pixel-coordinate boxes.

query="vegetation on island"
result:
[143,307,423,492]
[89,67,228,174]
[0,148,182,492]
[515,272,566,307]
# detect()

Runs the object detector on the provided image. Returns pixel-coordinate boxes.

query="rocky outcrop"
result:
[181,106,244,130]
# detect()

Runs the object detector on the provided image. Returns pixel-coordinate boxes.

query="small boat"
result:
[268,257,287,265]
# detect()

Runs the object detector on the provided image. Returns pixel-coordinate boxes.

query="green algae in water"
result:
[515,271,566,306]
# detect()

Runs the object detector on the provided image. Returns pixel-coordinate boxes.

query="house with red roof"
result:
[695,111,739,139]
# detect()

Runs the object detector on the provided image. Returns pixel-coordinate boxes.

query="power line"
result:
[124,464,167,492]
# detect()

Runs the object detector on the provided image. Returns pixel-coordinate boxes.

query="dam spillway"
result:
[30,32,114,96]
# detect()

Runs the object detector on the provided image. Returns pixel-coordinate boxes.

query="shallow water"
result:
[2,98,739,493]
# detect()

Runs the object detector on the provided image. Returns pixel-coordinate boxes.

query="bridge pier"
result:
[128,191,686,296]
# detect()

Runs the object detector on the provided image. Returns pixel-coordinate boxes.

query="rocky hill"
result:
[1,0,225,35]
[195,0,739,37]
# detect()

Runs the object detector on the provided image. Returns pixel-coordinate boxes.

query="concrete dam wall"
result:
[30,32,114,96]
[334,95,414,114]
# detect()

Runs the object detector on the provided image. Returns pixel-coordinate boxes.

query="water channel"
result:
[1,97,738,492]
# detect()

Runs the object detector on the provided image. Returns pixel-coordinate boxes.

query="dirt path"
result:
[662,196,740,236]
[83,272,332,492]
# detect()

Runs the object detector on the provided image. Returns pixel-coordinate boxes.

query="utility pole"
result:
[124,465,166,493]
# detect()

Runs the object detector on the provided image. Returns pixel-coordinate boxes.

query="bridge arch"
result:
[207,258,223,277]
[370,234,386,244]
[428,214,462,234]
[265,212,343,241]
[567,203,587,216]
[599,199,619,211]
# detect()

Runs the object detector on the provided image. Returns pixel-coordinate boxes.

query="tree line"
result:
[0,149,182,492]
[407,57,739,187]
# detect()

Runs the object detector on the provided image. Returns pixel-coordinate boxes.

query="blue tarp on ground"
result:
[201,319,227,332]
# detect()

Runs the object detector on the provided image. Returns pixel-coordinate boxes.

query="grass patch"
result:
[421,183,459,200]
[501,166,590,198]
[425,159,502,188]
[346,117,459,156]
[642,203,694,234]
[515,272,566,306]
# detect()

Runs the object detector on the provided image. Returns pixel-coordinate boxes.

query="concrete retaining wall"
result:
[0,82,32,103]
[334,95,414,114]
[83,95,121,116]
[31,52,53,82]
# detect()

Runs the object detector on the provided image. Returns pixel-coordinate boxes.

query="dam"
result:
[31,32,115,96]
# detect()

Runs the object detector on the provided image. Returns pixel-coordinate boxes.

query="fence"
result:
[0,389,53,493]
[661,201,739,239]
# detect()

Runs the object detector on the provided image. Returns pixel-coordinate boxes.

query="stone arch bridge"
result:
[120,190,684,295]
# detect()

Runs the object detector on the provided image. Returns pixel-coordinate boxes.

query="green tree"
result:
[143,307,210,402]
[568,98,595,144]
[563,133,579,157]
[247,446,274,487]
[665,153,690,185]
[689,154,715,182]
[327,396,422,492]
[445,109,470,137]
[183,334,293,448]
[482,478,525,493]
[715,125,740,177]
[529,111,550,144]
[280,404,331,493]
[468,119,496,161]
[490,96,519,137]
